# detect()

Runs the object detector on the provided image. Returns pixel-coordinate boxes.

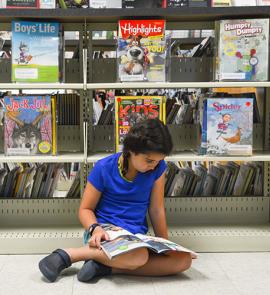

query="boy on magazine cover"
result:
[12,20,61,83]
[206,98,253,155]
[3,95,52,155]
[117,19,166,82]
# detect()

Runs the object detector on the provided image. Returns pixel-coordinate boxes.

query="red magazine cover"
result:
[117,19,167,82]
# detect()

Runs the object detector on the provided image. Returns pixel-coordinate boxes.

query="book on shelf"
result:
[0,163,80,199]
[5,0,40,8]
[3,95,53,156]
[89,0,122,8]
[12,20,62,83]
[211,0,231,6]
[123,0,165,8]
[117,19,167,82]
[96,224,197,260]
[40,0,55,8]
[166,0,188,6]
[115,96,165,151]
[58,0,88,8]
[257,0,270,5]
[206,98,253,156]
[56,94,80,125]
[165,161,263,197]
[0,0,55,7]
[216,18,269,81]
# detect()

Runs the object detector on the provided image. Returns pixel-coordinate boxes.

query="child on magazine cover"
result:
[38,118,193,283]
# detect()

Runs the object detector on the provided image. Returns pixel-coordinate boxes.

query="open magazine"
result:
[99,224,198,260]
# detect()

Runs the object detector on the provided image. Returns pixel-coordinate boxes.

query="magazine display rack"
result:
[1,7,270,254]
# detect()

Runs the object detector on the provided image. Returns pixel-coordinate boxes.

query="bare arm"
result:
[78,182,109,248]
[148,172,168,240]
[78,182,101,230]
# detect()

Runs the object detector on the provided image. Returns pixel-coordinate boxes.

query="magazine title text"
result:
[5,98,49,112]
[224,22,263,36]
[14,22,56,34]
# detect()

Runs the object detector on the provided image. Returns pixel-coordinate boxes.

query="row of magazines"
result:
[1,0,270,9]
[0,0,209,9]
[0,162,80,199]
[0,90,261,156]
[1,17,269,83]
[0,160,261,199]
[165,161,263,197]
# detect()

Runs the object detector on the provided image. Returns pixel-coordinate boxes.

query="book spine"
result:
[51,95,57,156]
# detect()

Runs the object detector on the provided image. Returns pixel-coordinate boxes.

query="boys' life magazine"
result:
[117,19,167,82]
[216,18,269,81]
[206,98,253,155]
[3,95,52,156]
[91,224,198,260]
[115,96,165,152]
[12,21,61,83]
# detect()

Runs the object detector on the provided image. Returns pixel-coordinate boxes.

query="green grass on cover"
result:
[12,64,59,83]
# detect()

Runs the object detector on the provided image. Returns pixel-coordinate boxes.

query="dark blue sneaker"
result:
[39,249,72,282]
[77,260,112,282]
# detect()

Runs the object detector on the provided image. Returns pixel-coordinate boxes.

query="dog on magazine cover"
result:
[121,36,150,76]
[7,112,46,154]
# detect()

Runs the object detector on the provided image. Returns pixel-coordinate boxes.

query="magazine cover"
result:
[85,224,198,260]
[117,19,166,82]
[206,98,253,155]
[217,18,269,81]
[12,21,61,83]
[4,95,52,156]
[115,96,165,151]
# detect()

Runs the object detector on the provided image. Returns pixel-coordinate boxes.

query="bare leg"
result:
[113,251,192,276]
[64,246,149,270]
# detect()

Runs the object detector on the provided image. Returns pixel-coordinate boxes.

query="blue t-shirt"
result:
[87,153,167,234]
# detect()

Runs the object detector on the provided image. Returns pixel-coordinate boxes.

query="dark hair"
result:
[122,119,173,175]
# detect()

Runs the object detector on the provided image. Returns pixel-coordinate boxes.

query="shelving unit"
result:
[0,6,270,254]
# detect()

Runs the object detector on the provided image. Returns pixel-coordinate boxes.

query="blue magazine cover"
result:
[4,95,52,155]
[206,98,253,155]
[12,21,60,83]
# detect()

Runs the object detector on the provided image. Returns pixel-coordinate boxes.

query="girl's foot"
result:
[77,260,112,282]
[39,249,71,282]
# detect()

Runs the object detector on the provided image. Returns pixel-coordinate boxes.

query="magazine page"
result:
[101,234,149,260]
[100,223,133,240]
[136,234,198,258]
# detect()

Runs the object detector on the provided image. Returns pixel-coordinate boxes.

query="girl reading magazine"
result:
[39,118,195,283]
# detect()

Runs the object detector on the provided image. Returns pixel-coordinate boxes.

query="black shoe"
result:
[77,260,112,282]
[39,249,72,282]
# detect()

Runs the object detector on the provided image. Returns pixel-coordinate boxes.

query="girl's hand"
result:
[89,227,110,249]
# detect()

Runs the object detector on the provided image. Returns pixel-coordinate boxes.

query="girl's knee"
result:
[124,248,149,270]
[170,252,192,273]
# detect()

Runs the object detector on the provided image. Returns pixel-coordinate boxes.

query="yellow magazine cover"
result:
[115,96,165,152]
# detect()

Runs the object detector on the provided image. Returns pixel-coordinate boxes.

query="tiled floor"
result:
[0,253,269,295]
